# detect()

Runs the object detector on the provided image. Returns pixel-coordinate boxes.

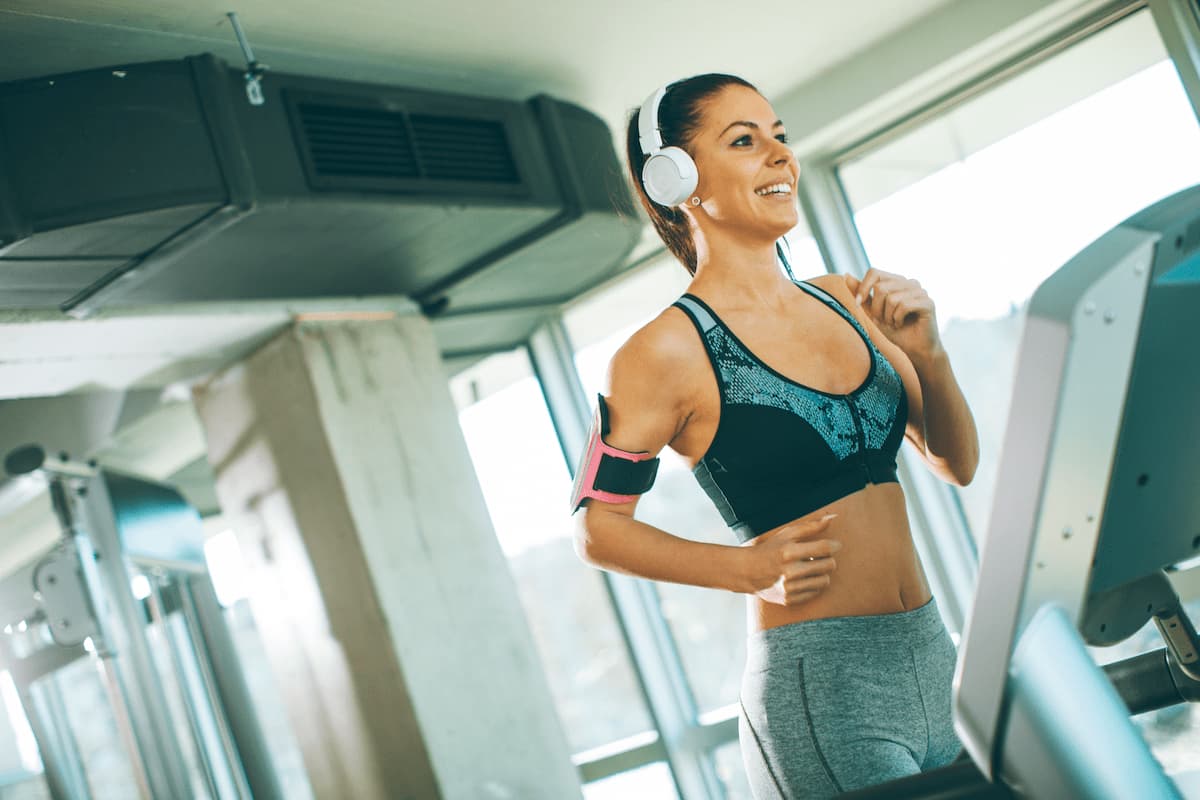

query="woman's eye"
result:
[732,135,752,146]
[776,133,790,144]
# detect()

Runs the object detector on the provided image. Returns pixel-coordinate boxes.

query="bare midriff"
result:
[749,481,932,632]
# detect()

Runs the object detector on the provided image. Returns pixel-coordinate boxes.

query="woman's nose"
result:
[768,139,795,166]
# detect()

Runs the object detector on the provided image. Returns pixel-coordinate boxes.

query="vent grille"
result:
[410,115,518,183]
[299,103,418,179]
[295,101,520,186]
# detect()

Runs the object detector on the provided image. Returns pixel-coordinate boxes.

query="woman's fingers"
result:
[782,574,833,604]
[782,538,841,564]
[855,270,881,306]
[785,556,837,580]
[778,513,837,543]
[882,288,926,328]
[859,273,930,328]
[784,572,833,592]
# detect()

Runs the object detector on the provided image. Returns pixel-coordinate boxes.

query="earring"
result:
[690,196,701,206]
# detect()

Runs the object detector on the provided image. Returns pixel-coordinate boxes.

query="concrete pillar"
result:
[193,316,581,800]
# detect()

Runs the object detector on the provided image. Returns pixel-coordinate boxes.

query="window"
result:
[838,10,1200,545]
[582,761,680,800]
[713,740,753,800]
[838,9,1200,777]
[0,671,45,798]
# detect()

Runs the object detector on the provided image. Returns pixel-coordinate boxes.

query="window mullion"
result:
[1150,0,1200,123]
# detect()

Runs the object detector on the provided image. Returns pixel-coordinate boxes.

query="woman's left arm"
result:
[842,269,979,487]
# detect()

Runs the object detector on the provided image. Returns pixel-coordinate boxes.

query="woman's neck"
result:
[689,231,794,311]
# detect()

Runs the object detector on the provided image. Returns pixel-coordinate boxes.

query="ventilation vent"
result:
[410,115,518,183]
[298,103,419,179]
[292,98,521,190]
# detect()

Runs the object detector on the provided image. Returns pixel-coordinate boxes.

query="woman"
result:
[572,74,979,798]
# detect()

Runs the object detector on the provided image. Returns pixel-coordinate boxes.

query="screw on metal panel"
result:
[1062,526,1073,540]
[1103,309,1116,324]
[1083,302,1097,315]
[46,575,56,585]
[1134,262,1146,275]
[1086,513,1095,523]
[59,620,69,628]
[1036,561,1046,569]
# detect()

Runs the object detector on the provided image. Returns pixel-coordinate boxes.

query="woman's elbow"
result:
[949,450,979,487]
[572,506,607,566]
[950,465,976,487]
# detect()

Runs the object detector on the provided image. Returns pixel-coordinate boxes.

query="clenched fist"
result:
[844,269,941,363]
[738,513,841,606]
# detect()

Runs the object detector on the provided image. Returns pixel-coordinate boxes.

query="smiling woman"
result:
[571,75,979,799]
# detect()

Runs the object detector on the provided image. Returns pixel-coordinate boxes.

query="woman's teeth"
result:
[755,183,792,196]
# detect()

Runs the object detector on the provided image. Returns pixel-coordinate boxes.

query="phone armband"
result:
[569,395,660,513]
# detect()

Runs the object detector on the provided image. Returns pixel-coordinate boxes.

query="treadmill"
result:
[845,185,1200,798]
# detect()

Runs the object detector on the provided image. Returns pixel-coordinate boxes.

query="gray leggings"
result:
[738,598,961,799]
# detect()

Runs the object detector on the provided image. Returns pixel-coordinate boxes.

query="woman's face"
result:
[687,84,800,240]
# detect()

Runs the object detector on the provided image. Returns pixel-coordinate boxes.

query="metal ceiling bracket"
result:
[226,12,268,106]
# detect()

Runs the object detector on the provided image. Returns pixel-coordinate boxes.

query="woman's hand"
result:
[845,269,941,365]
[739,514,841,606]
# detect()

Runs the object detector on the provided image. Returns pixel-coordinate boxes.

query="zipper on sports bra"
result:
[845,399,872,482]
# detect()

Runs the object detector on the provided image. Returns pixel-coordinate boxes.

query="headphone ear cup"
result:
[641,146,699,207]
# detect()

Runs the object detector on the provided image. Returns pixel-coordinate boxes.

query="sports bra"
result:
[672,280,908,542]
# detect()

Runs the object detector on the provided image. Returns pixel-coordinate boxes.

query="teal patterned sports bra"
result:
[672,280,908,542]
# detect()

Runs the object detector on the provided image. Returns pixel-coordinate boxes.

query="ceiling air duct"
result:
[0,54,641,358]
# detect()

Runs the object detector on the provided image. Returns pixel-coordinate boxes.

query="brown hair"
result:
[626,74,759,275]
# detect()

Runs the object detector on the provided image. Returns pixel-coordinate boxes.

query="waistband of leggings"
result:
[745,598,946,666]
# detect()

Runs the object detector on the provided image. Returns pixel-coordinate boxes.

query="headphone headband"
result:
[637,85,669,156]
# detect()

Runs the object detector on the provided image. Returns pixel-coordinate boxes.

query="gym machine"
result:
[846,185,1200,798]
[0,446,283,800]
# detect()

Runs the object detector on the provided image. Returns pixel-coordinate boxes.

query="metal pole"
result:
[93,656,153,800]
[144,577,228,800]
[18,676,93,800]
[180,575,284,800]
[66,475,195,799]
[1150,0,1200,126]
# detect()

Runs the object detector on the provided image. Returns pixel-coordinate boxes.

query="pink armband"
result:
[569,395,660,513]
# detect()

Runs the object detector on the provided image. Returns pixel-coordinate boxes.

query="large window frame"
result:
[459,1,1200,794]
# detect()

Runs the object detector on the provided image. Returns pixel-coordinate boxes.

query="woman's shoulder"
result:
[610,302,704,382]
[602,303,706,445]
[802,272,856,303]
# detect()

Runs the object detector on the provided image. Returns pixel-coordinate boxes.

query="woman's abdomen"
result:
[750,482,932,631]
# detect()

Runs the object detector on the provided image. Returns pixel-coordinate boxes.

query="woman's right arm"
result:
[573,316,841,605]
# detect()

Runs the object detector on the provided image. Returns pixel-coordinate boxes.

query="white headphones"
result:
[637,84,699,207]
